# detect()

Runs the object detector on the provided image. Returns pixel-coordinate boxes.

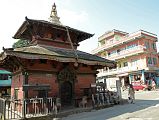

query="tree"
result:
[12,39,29,48]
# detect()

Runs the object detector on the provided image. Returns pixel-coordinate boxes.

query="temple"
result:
[0,3,115,107]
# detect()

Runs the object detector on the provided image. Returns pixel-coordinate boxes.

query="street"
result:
[62,90,159,120]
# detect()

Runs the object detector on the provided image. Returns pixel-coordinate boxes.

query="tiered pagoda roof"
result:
[0,3,116,70]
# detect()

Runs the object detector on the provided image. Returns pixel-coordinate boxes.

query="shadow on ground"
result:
[62,99,159,120]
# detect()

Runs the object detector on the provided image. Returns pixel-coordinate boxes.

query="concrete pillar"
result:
[129,74,132,84]
[116,80,122,100]
[141,69,145,84]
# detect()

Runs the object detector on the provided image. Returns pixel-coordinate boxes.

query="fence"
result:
[0,98,6,120]
[0,97,56,120]
[92,91,120,109]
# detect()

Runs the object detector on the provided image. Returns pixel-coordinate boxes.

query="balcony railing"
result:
[97,66,142,77]
[106,45,146,60]
[92,30,157,54]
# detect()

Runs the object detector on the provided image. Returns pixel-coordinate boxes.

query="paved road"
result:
[62,90,159,120]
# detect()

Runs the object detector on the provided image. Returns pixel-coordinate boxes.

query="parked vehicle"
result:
[132,81,146,91]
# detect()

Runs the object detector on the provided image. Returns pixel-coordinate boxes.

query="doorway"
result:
[60,81,72,105]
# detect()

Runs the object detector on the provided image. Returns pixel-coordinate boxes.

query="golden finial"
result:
[49,3,61,25]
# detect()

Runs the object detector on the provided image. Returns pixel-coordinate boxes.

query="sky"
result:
[0,0,159,53]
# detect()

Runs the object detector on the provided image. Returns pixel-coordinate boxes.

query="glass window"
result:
[114,35,121,41]
[153,58,157,65]
[117,49,120,53]
[148,57,152,64]
[0,74,9,80]
[120,47,125,52]
[39,59,47,64]
[123,62,128,67]
[108,50,116,56]
[152,43,156,50]
[126,44,137,49]
[131,59,138,66]
[145,42,150,49]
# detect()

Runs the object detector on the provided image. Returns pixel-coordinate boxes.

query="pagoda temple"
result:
[0,3,115,106]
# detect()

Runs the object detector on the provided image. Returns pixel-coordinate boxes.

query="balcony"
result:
[107,45,146,60]
[97,64,158,78]
[97,66,142,77]
[92,30,157,54]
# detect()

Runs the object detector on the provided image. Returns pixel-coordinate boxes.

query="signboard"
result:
[91,83,96,87]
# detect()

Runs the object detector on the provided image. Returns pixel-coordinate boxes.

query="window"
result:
[117,49,120,53]
[100,40,105,45]
[101,52,106,57]
[148,57,152,64]
[114,35,121,41]
[126,44,137,49]
[83,64,88,67]
[109,50,116,56]
[0,74,9,80]
[145,42,150,49]
[152,43,156,50]
[39,59,47,64]
[38,90,48,98]
[120,47,125,52]
[123,62,128,67]
[153,58,157,65]
[131,59,138,66]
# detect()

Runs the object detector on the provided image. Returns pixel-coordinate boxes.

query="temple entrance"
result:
[60,81,72,105]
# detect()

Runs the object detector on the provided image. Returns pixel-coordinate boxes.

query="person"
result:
[152,80,156,90]
[128,84,135,104]
[91,93,95,108]
[55,96,61,112]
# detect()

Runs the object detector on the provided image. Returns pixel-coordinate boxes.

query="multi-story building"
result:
[0,68,11,97]
[92,29,158,89]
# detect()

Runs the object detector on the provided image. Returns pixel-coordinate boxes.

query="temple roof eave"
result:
[13,18,94,42]
[13,20,29,40]
[0,46,116,68]
[1,51,115,67]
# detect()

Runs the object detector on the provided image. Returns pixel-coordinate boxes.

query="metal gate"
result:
[0,98,6,120]
[0,98,23,120]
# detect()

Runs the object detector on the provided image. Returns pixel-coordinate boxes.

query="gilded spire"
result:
[49,3,61,25]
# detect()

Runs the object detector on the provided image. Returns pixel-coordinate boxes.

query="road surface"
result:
[62,90,159,120]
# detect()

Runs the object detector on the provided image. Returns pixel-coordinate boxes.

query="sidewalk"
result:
[24,99,129,120]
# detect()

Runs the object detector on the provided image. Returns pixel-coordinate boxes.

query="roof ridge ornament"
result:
[49,3,62,25]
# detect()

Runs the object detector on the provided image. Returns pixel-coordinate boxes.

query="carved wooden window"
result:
[39,59,47,64]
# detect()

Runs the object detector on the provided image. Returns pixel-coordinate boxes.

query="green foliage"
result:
[12,39,29,48]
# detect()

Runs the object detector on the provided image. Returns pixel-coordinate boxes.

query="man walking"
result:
[128,84,135,104]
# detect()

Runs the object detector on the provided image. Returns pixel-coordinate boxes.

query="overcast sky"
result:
[0,0,159,53]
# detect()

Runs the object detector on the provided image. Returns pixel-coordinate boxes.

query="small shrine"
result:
[0,3,115,107]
